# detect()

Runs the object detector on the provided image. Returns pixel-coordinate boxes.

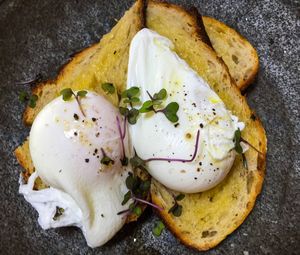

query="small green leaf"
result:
[121,87,140,98]
[60,88,73,101]
[121,191,131,205]
[132,205,142,216]
[153,88,167,101]
[140,180,151,192]
[130,97,140,103]
[139,100,154,113]
[119,107,129,117]
[130,155,145,169]
[53,206,64,220]
[152,220,165,237]
[19,91,28,102]
[100,156,114,166]
[168,203,182,217]
[125,174,136,190]
[128,108,139,124]
[77,90,87,98]
[129,202,136,210]
[163,102,179,123]
[101,83,115,94]
[175,194,185,201]
[28,94,38,108]
[234,129,243,154]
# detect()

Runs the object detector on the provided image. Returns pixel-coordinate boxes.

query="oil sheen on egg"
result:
[27,91,131,248]
[127,28,244,193]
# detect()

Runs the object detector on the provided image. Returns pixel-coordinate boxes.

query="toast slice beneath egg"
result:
[22,0,146,126]
[203,16,259,90]
[146,0,266,251]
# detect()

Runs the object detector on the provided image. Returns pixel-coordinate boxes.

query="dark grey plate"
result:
[0,0,299,254]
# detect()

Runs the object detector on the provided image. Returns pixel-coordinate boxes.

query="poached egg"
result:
[22,91,131,248]
[127,28,244,193]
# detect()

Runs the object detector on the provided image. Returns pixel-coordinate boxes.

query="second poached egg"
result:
[127,29,244,193]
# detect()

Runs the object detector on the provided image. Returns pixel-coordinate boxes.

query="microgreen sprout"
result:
[18,91,38,108]
[100,148,114,166]
[120,88,179,125]
[117,173,163,216]
[168,193,185,217]
[102,83,115,94]
[121,87,140,107]
[233,128,248,169]
[152,221,165,237]
[60,88,87,117]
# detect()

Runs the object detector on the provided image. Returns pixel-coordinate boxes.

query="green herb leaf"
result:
[234,129,243,154]
[19,91,28,102]
[130,155,145,169]
[140,180,151,192]
[128,108,139,124]
[139,100,154,113]
[121,191,131,205]
[28,94,38,108]
[77,90,87,98]
[175,193,185,201]
[152,220,165,237]
[130,97,140,103]
[100,155,114,166]
[53,206,64,220]
[153,88,167,101]
[121,87,140,98]
[163,102,179,123]
[101,83,115,94]
[119,107,129,117]
[168,203,182,217]
[60,88,73,101]
[125,174,137,190]
[132,205,142,216]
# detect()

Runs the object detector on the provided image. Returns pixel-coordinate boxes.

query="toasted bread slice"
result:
[203,16,259,90]
[146,0,266,251]
[22,0,145,126]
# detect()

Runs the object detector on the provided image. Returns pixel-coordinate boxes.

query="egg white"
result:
[127,29,244,193]
[27,91,131,247]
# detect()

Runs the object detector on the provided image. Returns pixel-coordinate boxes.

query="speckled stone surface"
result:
[0,0,299,254]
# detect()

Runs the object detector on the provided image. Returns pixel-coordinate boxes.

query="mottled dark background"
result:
[0,0,299,254]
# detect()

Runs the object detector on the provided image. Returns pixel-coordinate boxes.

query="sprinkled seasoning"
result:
[73,113,79,120]
[199,123,204,128]
[85,158,89,163]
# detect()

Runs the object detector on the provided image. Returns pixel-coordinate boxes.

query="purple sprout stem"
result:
[133,197,163,211]
[145,129,200,163]
[240,137,262,154]
[122,116,127,139]
[116,116,126,159]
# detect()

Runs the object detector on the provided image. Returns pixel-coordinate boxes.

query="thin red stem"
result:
[133,197,163,211]
[145,130,200,163]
